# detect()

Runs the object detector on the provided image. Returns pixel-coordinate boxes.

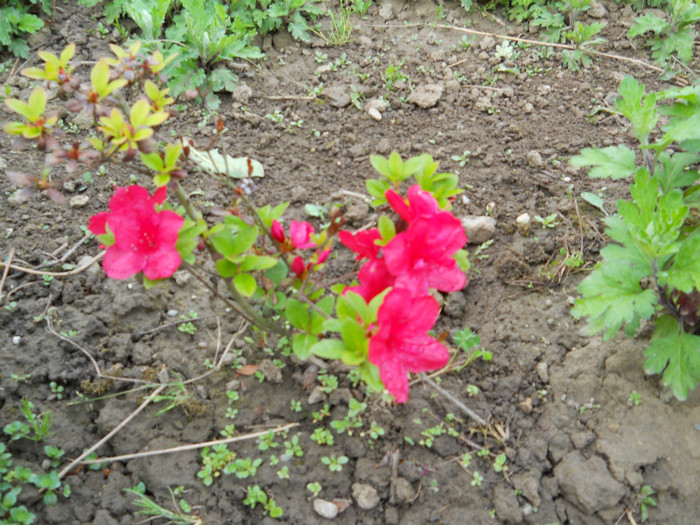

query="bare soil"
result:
[1,1,699,524]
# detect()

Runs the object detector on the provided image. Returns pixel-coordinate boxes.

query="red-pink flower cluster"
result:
[89,185,183,280]
[270,219,330,278]
[339,185,468,403]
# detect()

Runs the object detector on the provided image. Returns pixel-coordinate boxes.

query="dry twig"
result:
[79,422,299,465]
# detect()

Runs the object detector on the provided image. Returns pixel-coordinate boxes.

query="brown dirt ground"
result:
[1,1,699,524]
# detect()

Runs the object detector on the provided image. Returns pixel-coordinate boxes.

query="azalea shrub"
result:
[2,43,470,403]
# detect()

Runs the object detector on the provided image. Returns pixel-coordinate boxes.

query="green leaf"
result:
[343,291,370,323]
[366,178,391,203]
[368,288,391,321]
[310,339,346,359]
[654,152,699,193]
[627,12,668,38]
[615,75,658,144]
[340,318,367,354]
[210,68,238,92]
[285,298,309,331]
[142,275,163,289]
[644,315,700,401]
[230,224,259,256]
[292,333,317,360]
[233,273,257,297]
[359,361,383,392]
[239,254,278,272]
[378,215,396,242]
[569,146,637,179]
[216,258,237,278]
[265,260,288,286]
[572,248,657,339]
[580,192,608,214]
[660,235,700,293]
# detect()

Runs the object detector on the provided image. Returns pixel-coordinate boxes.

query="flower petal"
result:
[378,355,409,403]
[142,248,181,280]
[88,211,109,235]
[151,185,167,205]
[338,229,381,260]
[385,189,410,222]
[103,246,145,279]
[290,220,315,249]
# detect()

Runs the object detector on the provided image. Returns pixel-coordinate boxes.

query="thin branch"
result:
[0,252,104,277]
[262,95,315,101]
[47,316,156,386]
[419,373,488,427]
[0,248,15,304]
[79,422,299,465]
[34,232,93,270]
[58,384,167,479]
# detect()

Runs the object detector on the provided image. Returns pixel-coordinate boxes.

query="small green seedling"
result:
[306,482,322,497]
[534,213,559,229]
[321,454,348,472]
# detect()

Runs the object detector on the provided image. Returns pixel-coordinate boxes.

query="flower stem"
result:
[172,182,287,337]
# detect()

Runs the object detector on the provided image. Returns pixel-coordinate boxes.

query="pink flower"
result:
[383,212,467,293]
[368,288,450,403]
[270,220,285,243]
[291,256,307,278]
[347,258,394,302]
[290,220,315,249]
[338,229,382,260]
[88,185,183,280]
[386,185,441,223]
[317,247,331,264]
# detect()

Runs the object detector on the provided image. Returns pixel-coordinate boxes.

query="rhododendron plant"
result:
[2,41,472,404]
[369,289,450,403]
[88,185,184,280]
[339,185,468,401]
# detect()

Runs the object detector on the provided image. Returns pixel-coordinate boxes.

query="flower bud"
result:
[270,220,285,243]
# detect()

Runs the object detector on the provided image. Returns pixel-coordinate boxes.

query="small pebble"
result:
[367,107,382,121]
[69,195,90,208]
[313,498,338,519]
[167,309,179,317]
[12,336,21,345]
[352,483,380,510]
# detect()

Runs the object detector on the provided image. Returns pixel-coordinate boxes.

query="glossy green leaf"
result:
[644,315,700,401]
[310,339,346,360]
[292,333,317,360]
[233,273,257,297]
[286,298,309,331]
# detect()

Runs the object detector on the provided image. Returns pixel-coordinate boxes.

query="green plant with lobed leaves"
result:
[0,0,50,58]
[627,0,700,70]
[570,75,700,400]
[78,0,322,108]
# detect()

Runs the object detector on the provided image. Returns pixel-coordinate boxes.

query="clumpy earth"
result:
[1,0,699,524]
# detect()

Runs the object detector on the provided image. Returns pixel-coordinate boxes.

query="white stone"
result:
[69,195,90,208]
[367,107,382,121]
[352,483,380,510]
[516,213,531,226]
[461,216,496,245]
[313,498,338,519]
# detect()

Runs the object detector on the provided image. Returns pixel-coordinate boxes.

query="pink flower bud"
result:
[291,256,306,278]
[270,220,285,243]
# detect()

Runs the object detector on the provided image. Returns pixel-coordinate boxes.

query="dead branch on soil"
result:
[34,232,93,270]
[0,251,104,277]
[419,373,488,427]
[58,384,167,479]
[0,248,15,304]
[373,22,689,81]
[78,422,299,465]
[262,95,315,101]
